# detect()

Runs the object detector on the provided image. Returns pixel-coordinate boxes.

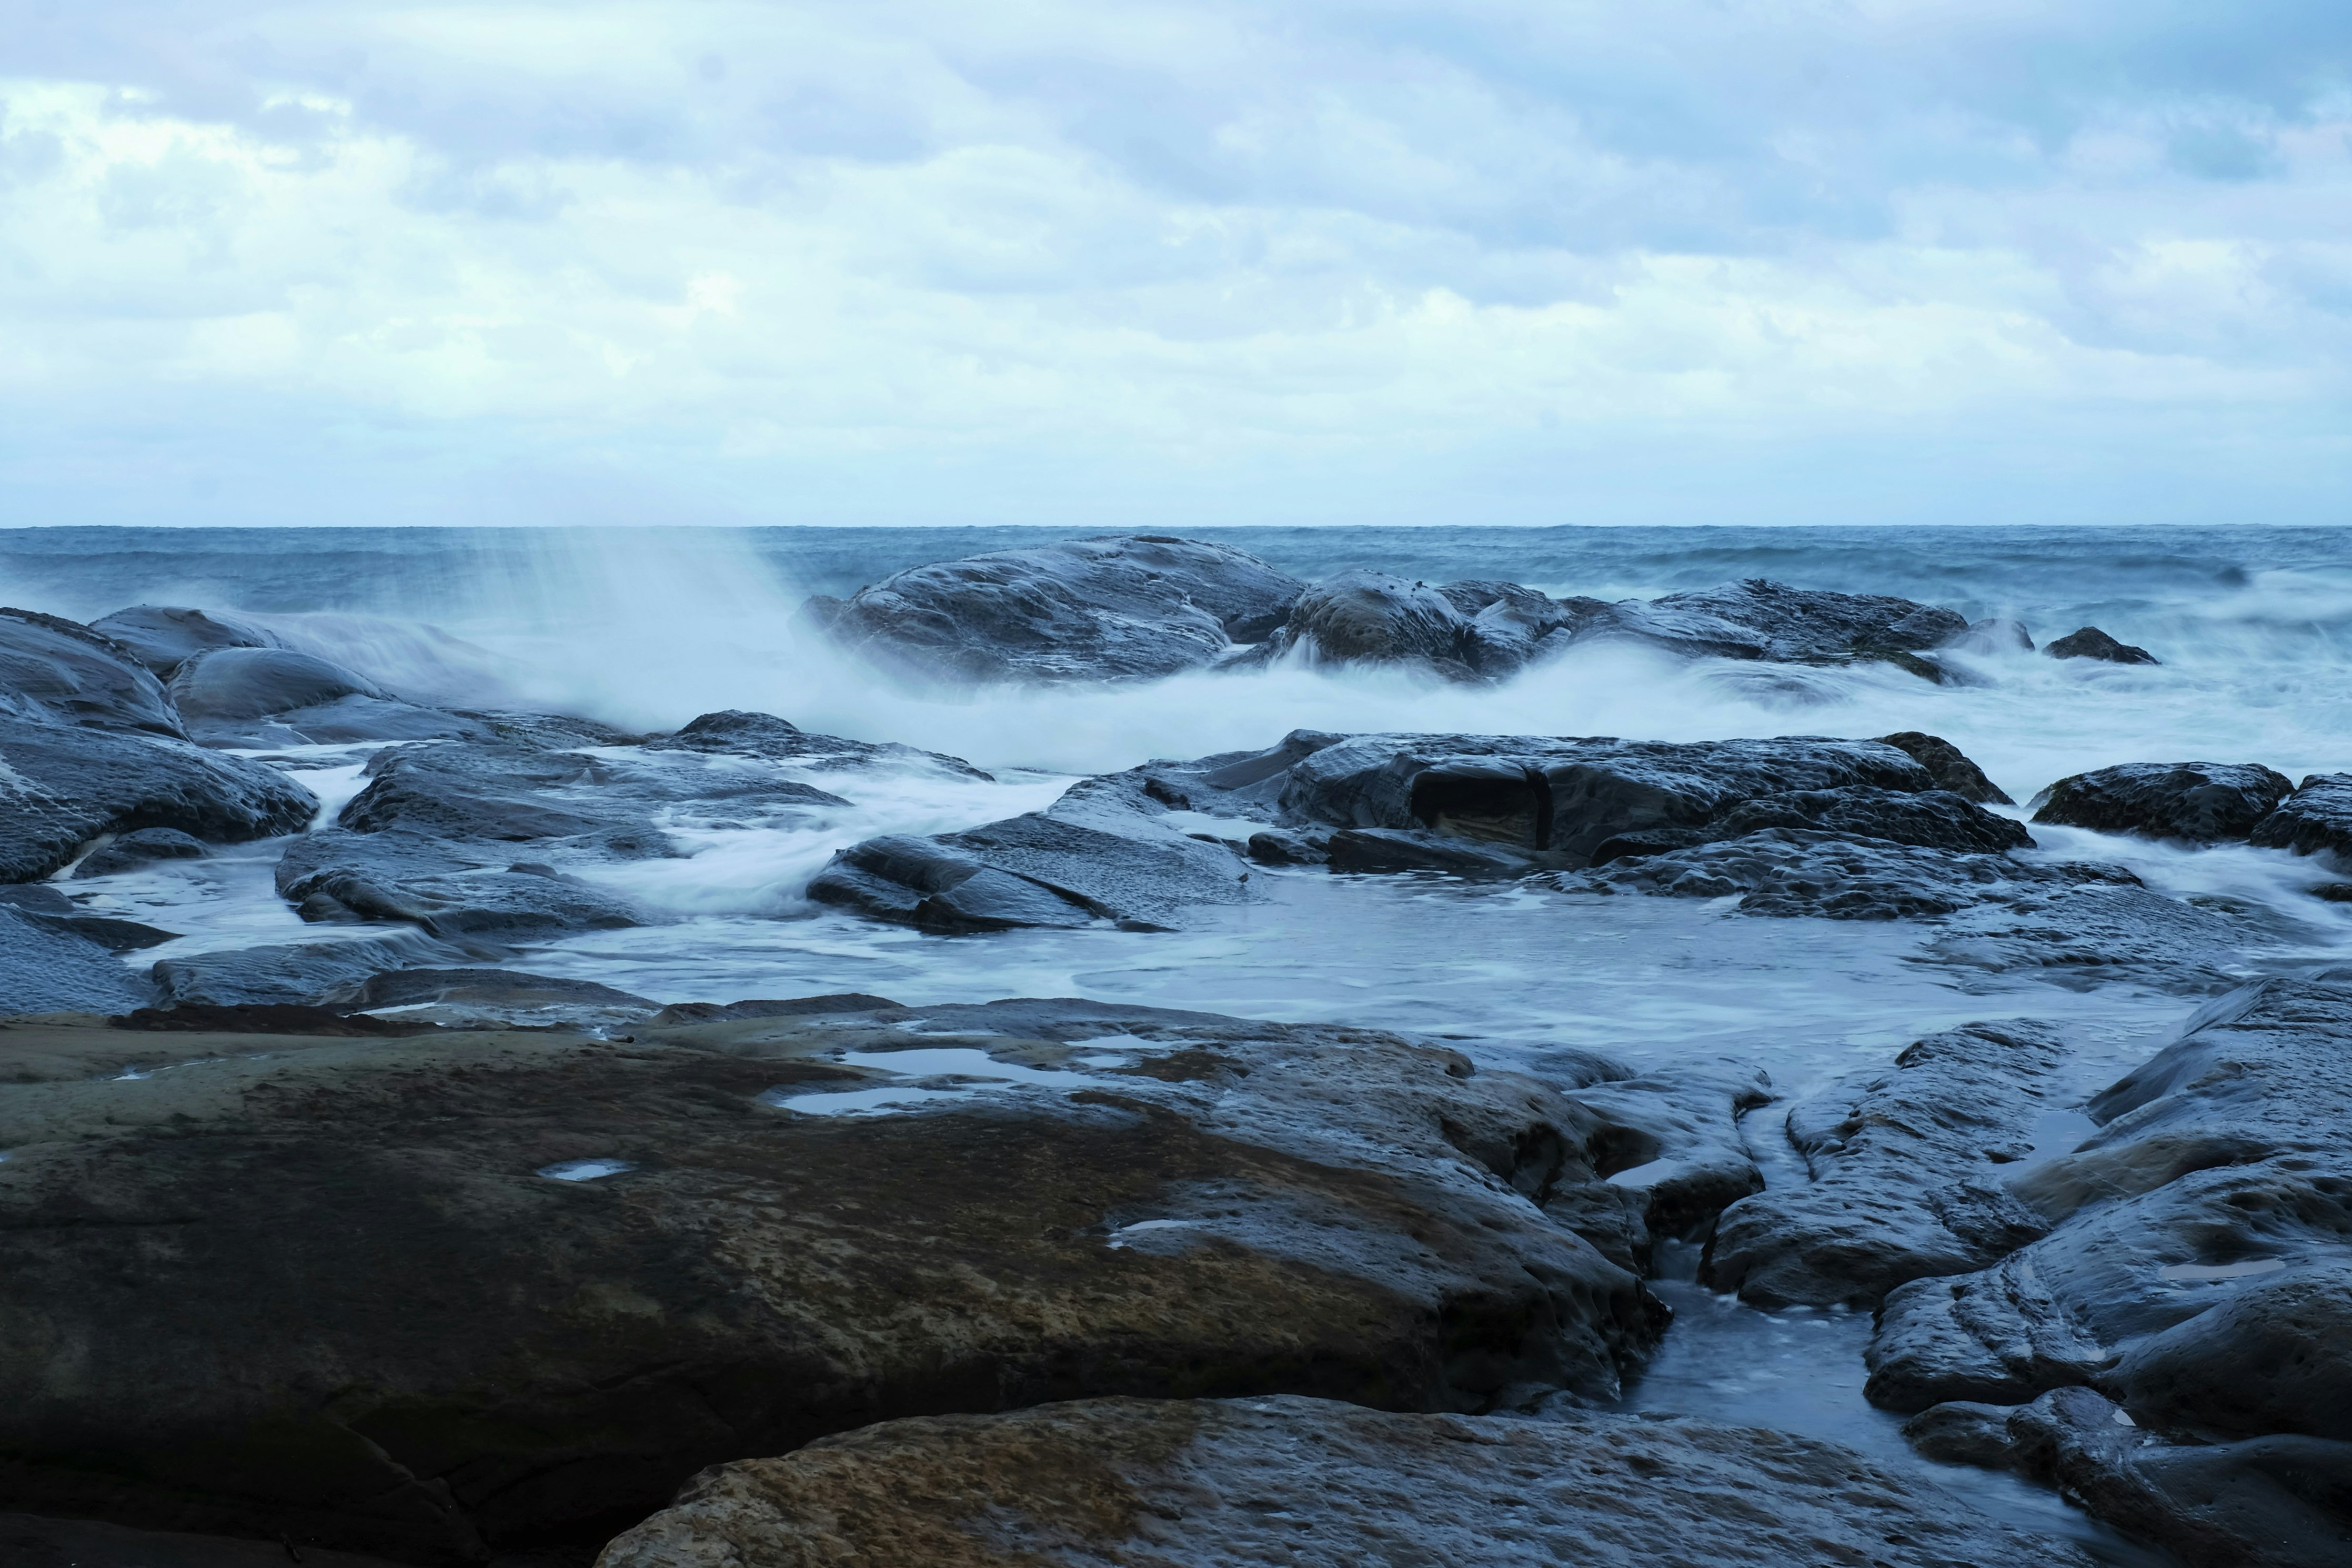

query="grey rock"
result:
[168,647,490,749]
[641,708,990,777]
[73,827,209,878]
[1703,1021,2065,1308]
[2034,761,2295,843]
[1325,827,1554,877]
[2046,627,2160,665]
[0,717,319,883]
[0,608,183,735]
[2004,1386,2352,1568]
[1545,1061,1774,1274]
[648,994,902,1026]
[1647,579,1968,659]
[149,931,479,1006]
[596,1394,2097,1568]
[1901,1400,2022,1468]
[2249,772,2352,863]
[87,604,290,678]
[322,967,659,1032]
[1706,786,2031,854]
[0,1000,1661,1558]
[1878,729,2016,804]
[1243,828,1328,866]
[0,906,152,1015]
[803,535,1305,685]
[1263,571,1504,682]
[278,830,649,939]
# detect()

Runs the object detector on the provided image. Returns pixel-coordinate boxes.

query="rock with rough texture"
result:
[2034,761,2295,843]
[0,717,320,883]
[1704,786,2031,854]
[803,536,1305,685]
[0,608,184,734]
[594,1393,2095,1568]
[0,999,1662,1561]
[2004,1387,2352,1568]
[2248,772,2352,863]
[147,930,480,1007]
[641,708,990,778]
[1646,579,1968,659]
[1877,730,2015,804]
[278,829,650,938]
[0,906,153,1014]
[1869,982,2352,1443]
[2046,627,2160,665]
[1544,1061,1774,1274]
[1263,572,1538,682]
[321,967,659,1032]
[87,605,290,678]
[810,775,1258,932]
[1703,1021,2064,1308]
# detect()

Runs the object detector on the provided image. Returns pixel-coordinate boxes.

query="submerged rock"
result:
[2033,761,2295,843]
[802,535,1305,686]
[0,608,183,735]
[1703,1021,2065,1308]
[87,605,289,678]
[0,999,1661,1559]
[2046,627,2160,666]
[596,1393,2096,1568]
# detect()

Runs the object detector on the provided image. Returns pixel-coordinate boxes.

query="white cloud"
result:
[0,1,2347,527]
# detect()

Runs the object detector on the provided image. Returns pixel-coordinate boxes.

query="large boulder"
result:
[1877,730,2015,804]
[2033,761,2295,843]
[0,999,1663,1560]
[801,535,1305,685]
[1702,1021,2064,1308]
[0,906,153,1015]
[1261,572,1545,682]
[1646,579,1968,659]
[86,605,288,678]
[596,1394,2098,1568]
[0,608,182,735]
[0,717,319,883]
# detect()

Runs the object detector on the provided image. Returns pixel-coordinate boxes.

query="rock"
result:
[641,709,990,778]
[809,776,1258,933]
[1556,595,1775,661]
[1243,828,1328,866]
[0,906,153,1015]
[1544,1061,1774,1274]
[0,608,183,735]
[2248,773,2352,863]
[2033,762,2295,843]
[148,930,480,1007]
[1868,982,2352,1443]
[1263,571,1503,682]
[1705,786,2031,854]
[2045,627,2160,665]
[87,605,289,677]
[1947,617,2036,655]
[1702,1021,2065,1308]
[2004,1386,2352,1568]
[1646,579,1969,659]
[1325,827,1554,878]
[647,994,902,1026]
[0,717,319,883]
[112,1003,440,1037]
[1579,829,2095,919]
[1901,1400,2022,1468]
[803,535,1305,685]
[594,1394,2097,1568]
[1877,730,2016,805]
[1279,734,1942,862]
[168,647,491,748]
[72,827,210,879]
[278,830,650,939]
[0,999,1662,1559]
[319,968,659,1033]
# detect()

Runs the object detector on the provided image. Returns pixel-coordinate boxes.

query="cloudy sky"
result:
[3,1,2348,528]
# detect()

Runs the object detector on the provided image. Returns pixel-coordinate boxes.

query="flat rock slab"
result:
[0,1000,1661,1562]
[594,1393,2095,1568]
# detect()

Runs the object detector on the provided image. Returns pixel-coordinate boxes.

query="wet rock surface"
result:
[1867,981,2352,1555]
[2033,761,2295,843]
[1877,729,2015,805]
[0,905,154,1014]
[1703,1021,2065,1308]
[2248,772,2352,863]
[2046,627,2160,665]
[594,1393,2094,1568]
[0,607,184,733]
[0,999,1665,1561]
[802,536,1306,685]
[88,604,292,678]
[73,825,210,878]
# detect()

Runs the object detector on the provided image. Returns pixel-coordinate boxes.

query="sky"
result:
[2,1,2349,529]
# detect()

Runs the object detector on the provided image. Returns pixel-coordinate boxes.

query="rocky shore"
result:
[2,534,2344,1566]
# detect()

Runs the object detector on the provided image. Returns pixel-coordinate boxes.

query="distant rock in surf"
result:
[799,535,1306,686]
[2044,626,2160,665]
[2032,761,2295,843]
